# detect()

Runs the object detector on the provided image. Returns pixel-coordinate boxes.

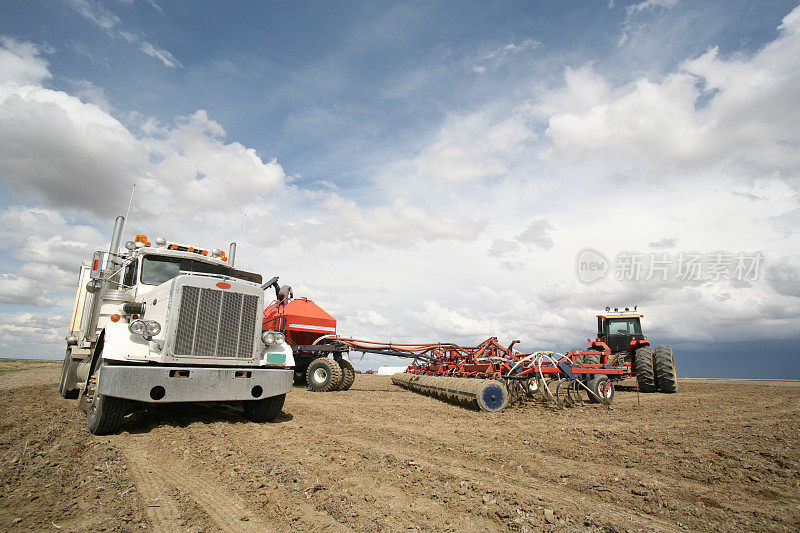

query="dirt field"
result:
[1,359,798,532]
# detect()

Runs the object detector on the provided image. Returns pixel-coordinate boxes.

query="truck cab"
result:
[60,217,294,434]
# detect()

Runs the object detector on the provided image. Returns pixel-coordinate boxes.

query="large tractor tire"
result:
[59,350,79,399]
[580,349,601,365]
[306,357,343,392]
[243,394,285,422]
[634,345,657,392]
[654,345,679,393]
[337,359,356,391]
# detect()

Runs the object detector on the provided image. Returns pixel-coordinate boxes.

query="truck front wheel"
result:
[243,394,285,422]
[87,393,128,435]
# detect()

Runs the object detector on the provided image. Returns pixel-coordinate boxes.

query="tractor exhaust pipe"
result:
[228,242,236,268]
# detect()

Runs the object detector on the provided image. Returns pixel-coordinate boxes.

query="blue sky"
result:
[0,0,798,377]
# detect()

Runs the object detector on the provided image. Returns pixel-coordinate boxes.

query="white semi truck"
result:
[59,216,294,435]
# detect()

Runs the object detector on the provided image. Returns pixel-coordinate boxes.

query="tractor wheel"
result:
[337,359,356,391]
[306,357,343,392]
[654,346,679,393]
[86,366,128,435]
[587,375,615,404]
[59,350,79,399]
[634,345,657,392]
[243,394,285,422]
[580,349,601,365]
[293,368,307,386]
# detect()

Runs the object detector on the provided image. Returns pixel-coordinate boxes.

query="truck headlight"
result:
[275,332,285,344]
[129,319,147,335]
[145,321,161,336]
[262,331,276,345]
[129,319,161,337]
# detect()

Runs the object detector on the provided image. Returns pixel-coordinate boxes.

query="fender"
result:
[77,329,105,412]
[590,340,611,353]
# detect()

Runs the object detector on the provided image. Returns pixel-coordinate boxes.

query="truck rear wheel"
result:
[306,357,343,392]
[634,345,657,392]
[337,359,356,391]
[243,394,285,422]
[59,350,79,399]
[654,345,679,393]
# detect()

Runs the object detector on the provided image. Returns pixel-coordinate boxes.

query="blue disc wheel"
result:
[476,381,509,412]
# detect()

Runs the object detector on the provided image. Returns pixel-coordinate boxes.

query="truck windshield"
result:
[140,255,262,286]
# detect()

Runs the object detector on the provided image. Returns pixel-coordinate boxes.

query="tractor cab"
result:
[595,310,647,354]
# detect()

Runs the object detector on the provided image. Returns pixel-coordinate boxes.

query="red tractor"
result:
[572,308,678,393]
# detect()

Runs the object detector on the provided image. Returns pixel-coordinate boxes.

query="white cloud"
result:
[66,79,112,111]
[147,110,285,210]
[67,0,181,68]
[516,219,554,250]
[487,238,519,257]
[627,0,679,15]
[0,83,147,215]
[618,0,680,46]
[0,312,67,355]
[139,42,181,69]
[0,274,52,307]
[472,38,542,73]
[421,113,532,182]
[321,194,484,246]
[408,300,502,339]
[541,6,800,186]
[766,256,800,298]
[0,36,51,85]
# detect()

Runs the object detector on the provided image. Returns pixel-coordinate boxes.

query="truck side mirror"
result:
[90,251,103,279]
[86,279,102,293]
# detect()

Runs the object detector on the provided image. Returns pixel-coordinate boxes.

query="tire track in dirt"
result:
[298,424,685,533]
[122,441,185,532]
[120,436,273,533]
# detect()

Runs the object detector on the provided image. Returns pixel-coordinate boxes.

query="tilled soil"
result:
[1,359,799,532]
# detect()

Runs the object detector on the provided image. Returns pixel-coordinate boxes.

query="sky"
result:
[0,0,798,378]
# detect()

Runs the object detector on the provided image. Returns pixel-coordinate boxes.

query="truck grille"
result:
[173,286,258,358]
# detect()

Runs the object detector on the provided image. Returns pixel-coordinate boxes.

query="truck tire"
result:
[634,345,657,392]
[337,359,356,391]
[59,350,79,399]
[587,375,614,403]
[87,392,127,435]
[243,394,285,422]
[654,345,678,393]
[306,357,343,392]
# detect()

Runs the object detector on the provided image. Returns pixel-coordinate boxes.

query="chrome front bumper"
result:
[96,365,293,403]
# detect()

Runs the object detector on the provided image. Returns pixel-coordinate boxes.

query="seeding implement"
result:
[293,336,623,412]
